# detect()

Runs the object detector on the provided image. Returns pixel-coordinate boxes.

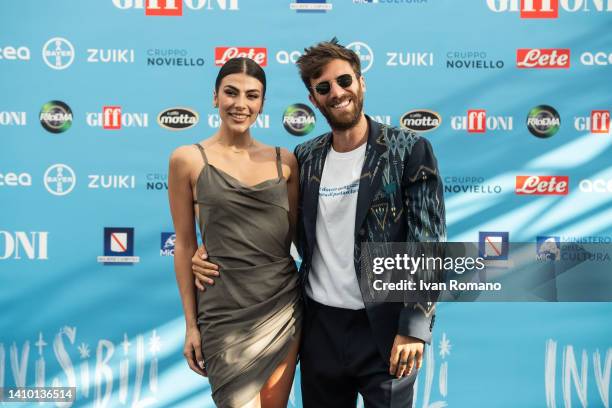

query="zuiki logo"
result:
[444,176,502,195]
[526,105,561,138]
[88,175,136,189]
[283,104,316,136]
[214,47,267,66]
[157,107,199,130]
[0,231,48,260]
[0,172,32,187]
[580,51,612,66]
[44,164,76,196]
[112,0,239,15]
[39,101,73,133]
[479,231,509,261]
[1,328,161,406]
[146,48,204,67]
[290,0,333,12]
[0,46,30,60]
[42,37,75,70]
[0,111,26,126]
[537,236,561,260]
[486,0,612,18]
[446,51,504,69]
[516,48,570,68]
[146,173,168,190]
[386,52,434,67]
[87,48,135,63]
[86,107,149,129]
[515,175,569,195]
[451,110,513,133]
[160,232,175,256]
[208,113,269,129]
[347,42,374,73]
[574,110,610,134]
[400,110,441,133]
[98,227,140,264]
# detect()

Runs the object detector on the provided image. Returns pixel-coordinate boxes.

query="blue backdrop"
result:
[1,1,611,407]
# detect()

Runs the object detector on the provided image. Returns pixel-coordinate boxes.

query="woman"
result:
[168,57,302,408]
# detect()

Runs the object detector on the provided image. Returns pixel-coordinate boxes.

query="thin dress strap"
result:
[193,143,208,165]
[275,147,283,180]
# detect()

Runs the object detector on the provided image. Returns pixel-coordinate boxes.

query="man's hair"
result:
[296,38,361,93]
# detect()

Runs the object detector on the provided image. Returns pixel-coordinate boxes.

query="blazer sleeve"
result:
[397,136,447,344]
[293,144,306,260]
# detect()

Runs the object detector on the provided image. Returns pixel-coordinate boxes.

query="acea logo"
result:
[526,105,561,138]
[97,227,140,264]
[112,0,239,15]
[157,107,199,130]
[283,104,316,136]
[42,37,75,70]
[346,42,374,73]
[39,101,73,133]
[44,164,76,196]
[160,232,175,256]
[290,0,333,12]
[0,231,48,260]
[580,51,612,66]
[400,110,441,133]
[0,45,30,61]
[0,172,32,187]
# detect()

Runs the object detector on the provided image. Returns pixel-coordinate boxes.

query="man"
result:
[192,38,446,407]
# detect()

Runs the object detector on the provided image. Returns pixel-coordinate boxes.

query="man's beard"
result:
[318,86,364,131]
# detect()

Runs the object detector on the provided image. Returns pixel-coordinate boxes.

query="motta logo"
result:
[157,107,199,130]
[515,175,569,195]
[86,106,149,129]
[451,110,514,133]
[111,0,239,14]
[486,0,612,18]
[574,110,610,134]
[516,49,570,68]
[400,110,442,133]
[215,47,267,66]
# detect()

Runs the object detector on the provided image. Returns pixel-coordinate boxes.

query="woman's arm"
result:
[282,148,300,246]
[168,146,206,376]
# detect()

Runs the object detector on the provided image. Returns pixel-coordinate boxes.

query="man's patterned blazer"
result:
[293,115,447,361]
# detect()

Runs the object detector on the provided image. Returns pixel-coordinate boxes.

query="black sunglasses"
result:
[312,73,356,96]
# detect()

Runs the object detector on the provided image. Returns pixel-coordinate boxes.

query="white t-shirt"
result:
[306,142,367,310]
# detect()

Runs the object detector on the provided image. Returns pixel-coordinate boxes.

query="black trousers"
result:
[300,299,417,408]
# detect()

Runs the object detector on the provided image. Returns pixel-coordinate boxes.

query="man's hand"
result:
[191,244,219,291]
[389,335,424,378]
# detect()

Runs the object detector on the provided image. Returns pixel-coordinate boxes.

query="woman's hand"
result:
[183,326,207,377]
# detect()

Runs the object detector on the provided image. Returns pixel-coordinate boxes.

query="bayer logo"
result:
[347,41,374,73]
[42,37,75,70]
[44,164,76,196]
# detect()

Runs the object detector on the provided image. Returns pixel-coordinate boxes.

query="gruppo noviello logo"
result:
[97,227,140,265]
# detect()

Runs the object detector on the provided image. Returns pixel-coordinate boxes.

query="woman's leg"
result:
[259,336,300,408]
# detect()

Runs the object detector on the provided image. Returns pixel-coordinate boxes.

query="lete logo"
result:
[516,176,569,195]
[517,49,570,68]
[215,47,267,66]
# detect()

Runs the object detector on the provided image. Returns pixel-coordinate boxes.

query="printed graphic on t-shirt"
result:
[319,182,359,198]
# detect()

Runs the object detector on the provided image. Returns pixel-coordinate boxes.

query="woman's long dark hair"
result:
[215,57,266,96]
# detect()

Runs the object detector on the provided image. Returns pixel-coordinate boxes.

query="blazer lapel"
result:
[354,116,388,236]
[301,133,332,261]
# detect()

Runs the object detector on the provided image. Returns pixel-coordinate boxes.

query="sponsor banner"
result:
[40,101,73,133]
[0,111,27,126]
[42,37,75,70]
[0,231,48,260]
[526,105,561,138]
[97,227,140,264]
[580,51,612,66]
[515,175,569,195]
[214,47,267,66]
[451,110,513,133]
[574,110,610,133]
[0,46,30,61]
[446,51,504,69]
[516,48,570,68]
[112,0,239,14]
[400,110,441,133]
[282,104,316,136]
[0,172,32,187]
[157,107,199,130]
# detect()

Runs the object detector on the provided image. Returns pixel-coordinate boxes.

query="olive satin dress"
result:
[193,143,302,407]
